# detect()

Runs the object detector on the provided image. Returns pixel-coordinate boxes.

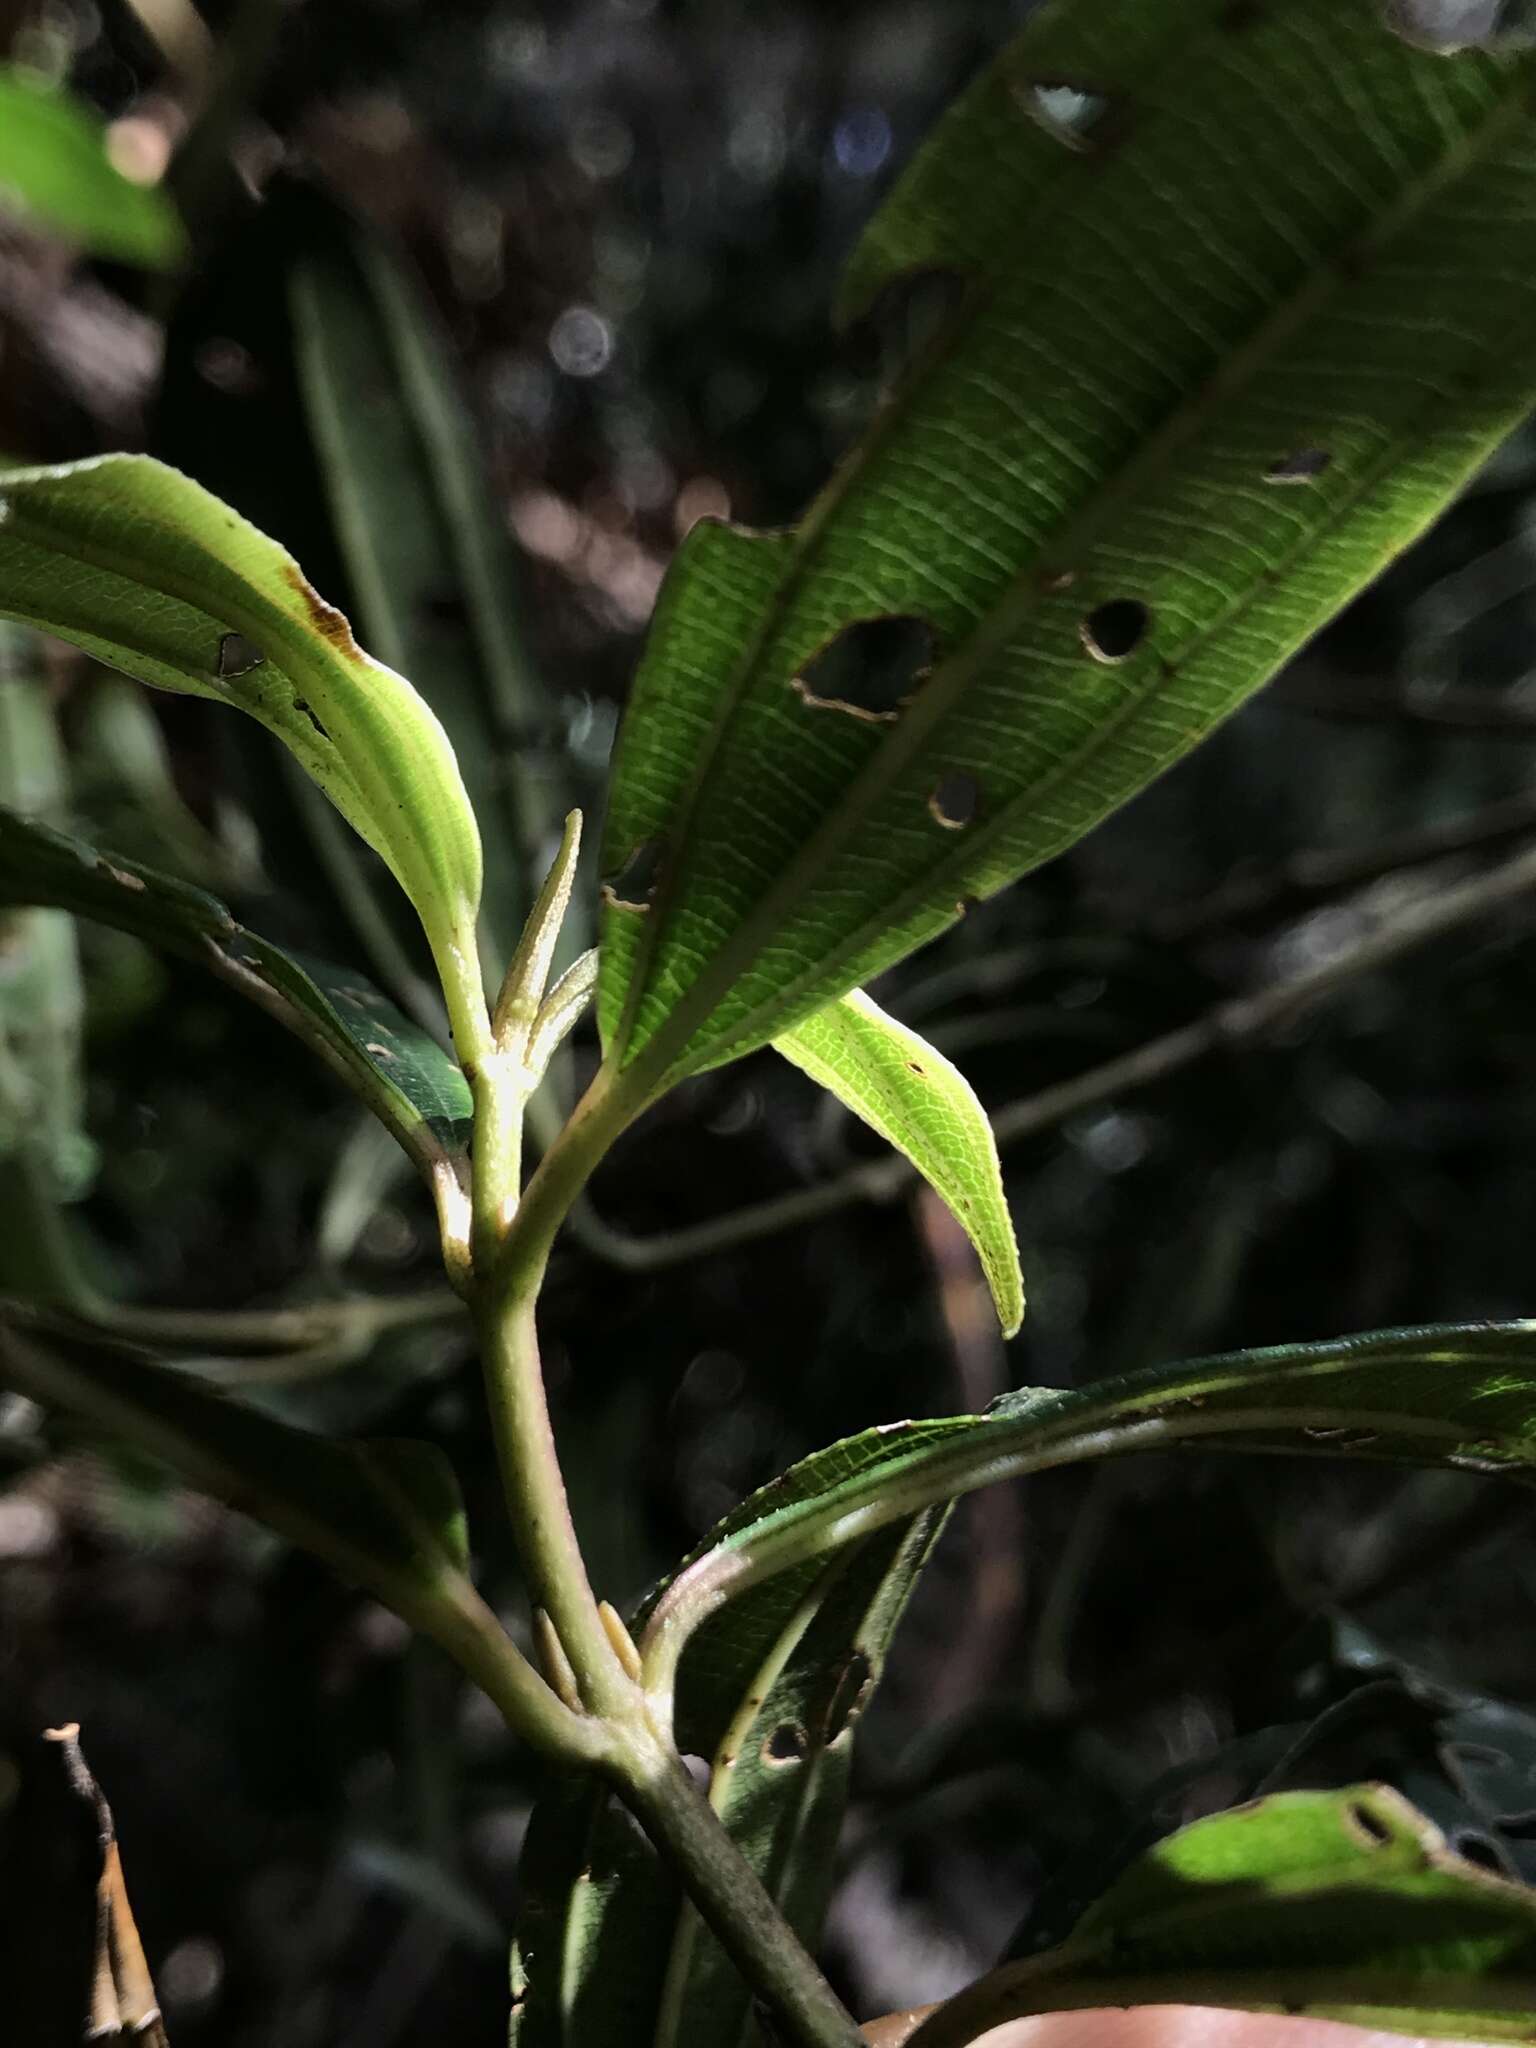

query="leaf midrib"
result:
[606,2,1227,1058]
[617,30,1527,1088]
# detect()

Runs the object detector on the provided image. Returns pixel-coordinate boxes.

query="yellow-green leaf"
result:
[774,988,1022,1335]
[0,456,487,1051]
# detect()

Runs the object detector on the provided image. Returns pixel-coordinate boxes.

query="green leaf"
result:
[774,987,1023,1335]
[0,1318,472,1631]
[597,3,1536,1092]
[511,1522,945,2047]
[0,634,92,1200]
[288,205,563,971]
[904,1785,1536,2047]
[0,455,487,1048]
[0,808,472,1176]
[0,68,185,268]
[641,1321,1536,1704]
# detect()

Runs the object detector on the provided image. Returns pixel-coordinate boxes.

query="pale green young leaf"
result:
[0,68,185,268]
[906,1785,1536,2048]
[598,3,1536,1094]
[774,988,1022,1335]
[642,1321,1536,1702]
[0,808,472,1176]
[0,456,487,1051]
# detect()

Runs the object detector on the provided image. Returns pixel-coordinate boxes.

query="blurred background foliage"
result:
[5,0,1536,2041]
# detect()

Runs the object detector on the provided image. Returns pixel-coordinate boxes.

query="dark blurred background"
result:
[5,1,1536,2040]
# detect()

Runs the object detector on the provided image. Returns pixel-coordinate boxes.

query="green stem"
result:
[615,1744,864,2048]
[473,1286,634,1718]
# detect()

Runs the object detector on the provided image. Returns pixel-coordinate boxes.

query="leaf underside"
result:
[598,0,1536,1089]
[0,1322,470,1624]
[645,1321,1536,1685]
[773,987,1024,1335]
[511,1519,946,2048]
[0,455,483,986]
[911,1785,1536,2047]
[0,808,471,1167]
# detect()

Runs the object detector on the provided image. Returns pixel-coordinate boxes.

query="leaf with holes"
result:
[0,456,486,1042]
[511,1521,946,2047]
[0,1319,477,1647]
[0,68,185,268]
[597,1,1536,1095]
[640,1321,1536,1706]
[774,987,1022,1335]
[899,1785,1536,2048]
[0,808,472,1180]
[288,199,565,970]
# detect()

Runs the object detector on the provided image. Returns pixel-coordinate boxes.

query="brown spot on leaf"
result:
[282,564,363,658]
[98,862,147,892]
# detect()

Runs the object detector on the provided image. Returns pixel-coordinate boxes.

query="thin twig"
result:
[1147,785,1536,940]
[576,839,1536,1274]
[1272,669,1536,734]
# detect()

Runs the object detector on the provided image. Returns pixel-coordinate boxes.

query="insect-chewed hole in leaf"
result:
[1080,599,1150,664]
[293,697,330,739]
[1452,1829,1510,1872]
[1018,78,1114,151]
[928,771,979,831]
[1265,448,1332,485]
[603,836,667,911]
[217,631,265,679]
[1345,1800,1393,1848]
[860,266,970,374]
[1386,0,1519,53]
[824,1651,875,1743]
[762,1723,810,1767]
[791,615,936,723]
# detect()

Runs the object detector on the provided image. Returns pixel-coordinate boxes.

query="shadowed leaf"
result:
[0,807,471,1170]
[598,3,1536,1092]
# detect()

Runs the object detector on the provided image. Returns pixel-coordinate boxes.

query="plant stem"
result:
[468,1059,865,2044]
[616,1745,865,2048]
[473,1287,634,1718]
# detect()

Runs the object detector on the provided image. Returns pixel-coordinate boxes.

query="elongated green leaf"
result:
[641,1322,1536,1705]
[0,633,91,1199]
[0,808,472,1175]
[774,988,1022,1335]
[904,1785,1536,2048]
[0,69,185,268]
[0,1319,470,1628]
[512,1520,945,2047]
[288,206,562,970]
[598,3,1536,1091]
[0,456,486,1043]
